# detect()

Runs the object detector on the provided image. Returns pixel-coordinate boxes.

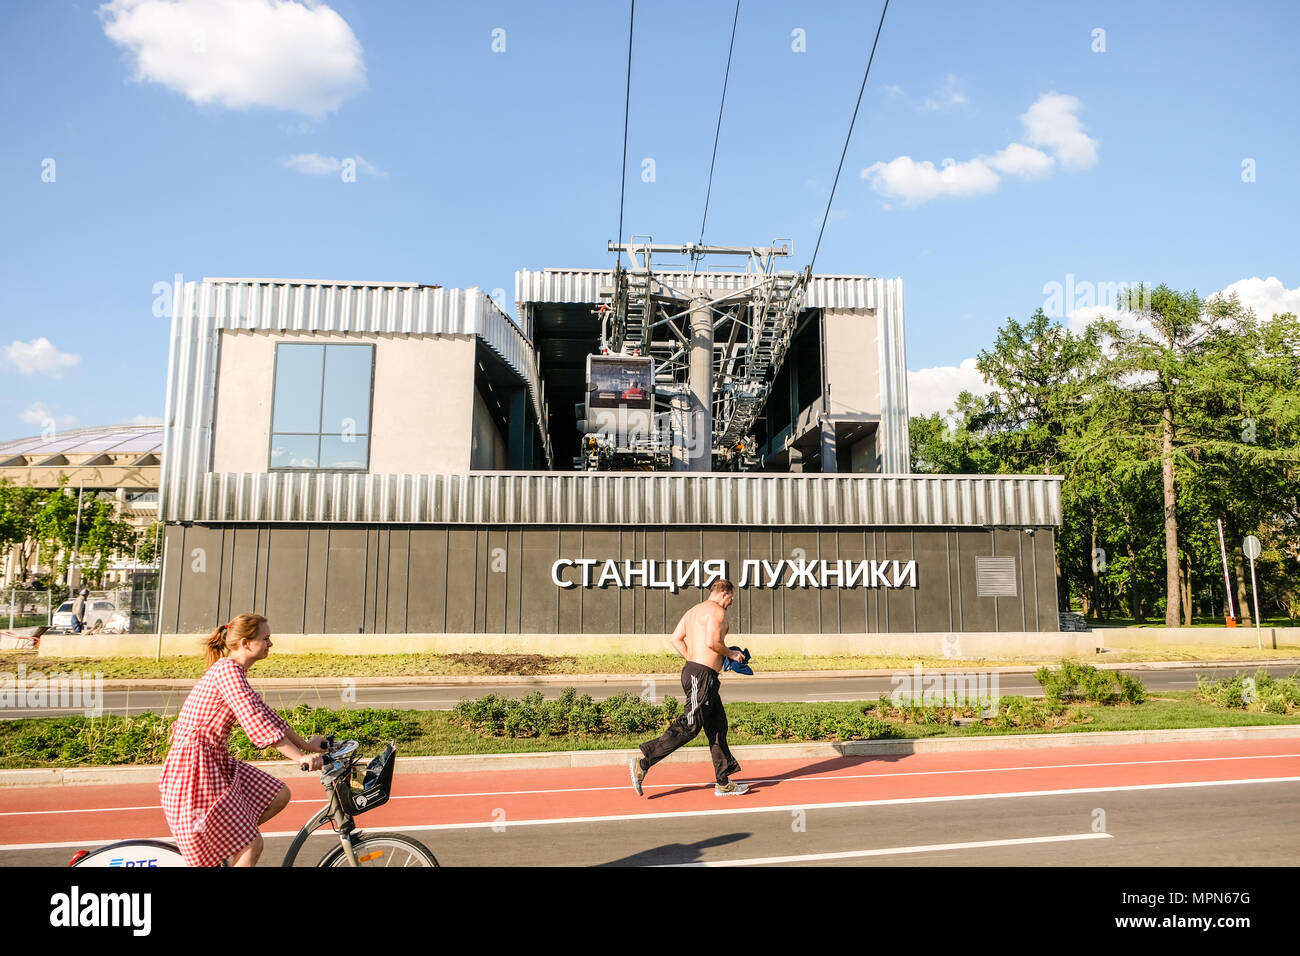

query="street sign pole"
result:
[1243,535,1263,651]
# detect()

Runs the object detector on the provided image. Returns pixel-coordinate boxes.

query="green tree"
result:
[0,481,45,581]
[1078,287,1299,625]
[32,481,137,588]
[974,308,1103,476]
[136,521,164,566]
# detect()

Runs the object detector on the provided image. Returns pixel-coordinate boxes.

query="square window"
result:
[269,343,373,471]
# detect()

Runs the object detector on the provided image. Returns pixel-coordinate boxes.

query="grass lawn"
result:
[1072,612,1295,629]
[5,643,1299,681]
[2,691,1297,769]
[1097,644,1300,663]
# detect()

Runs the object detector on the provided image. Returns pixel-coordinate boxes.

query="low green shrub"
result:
[729,706,896,741]
[1195,669,1300,714]
[1035,660,1146,704]
[450,689,678,738]
[7,705,416,766]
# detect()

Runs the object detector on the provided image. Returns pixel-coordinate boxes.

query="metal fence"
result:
[4,589,53,629]
[5,580,161,633]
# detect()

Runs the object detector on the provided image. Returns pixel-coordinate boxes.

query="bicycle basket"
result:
[346,742,396,815]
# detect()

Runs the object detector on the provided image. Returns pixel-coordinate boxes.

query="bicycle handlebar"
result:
[300,733,338,771]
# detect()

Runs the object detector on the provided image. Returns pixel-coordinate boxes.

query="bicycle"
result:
[69,735,439,867]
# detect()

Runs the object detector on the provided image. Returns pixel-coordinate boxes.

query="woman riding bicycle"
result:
[159,613,327,867]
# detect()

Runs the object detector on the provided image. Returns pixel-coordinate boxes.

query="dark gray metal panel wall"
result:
[161,524,186,633]
[745,530,774,635]
[959,530,995,632]
[993,529,1023,632]
[264,528,308,633]
[387,528,409,633]
[520,529,555,633]
[914,531,951,632]
[162,524,1059,634]
[837,531,866,633]
[304,528,330,633]
[407,529,448,632]
[324,529,366,634]
[445,529,476,632]
[1034,530,1060,630]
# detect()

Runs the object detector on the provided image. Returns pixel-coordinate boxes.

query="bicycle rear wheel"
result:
[319,833,439,867]
[71,839,188,867]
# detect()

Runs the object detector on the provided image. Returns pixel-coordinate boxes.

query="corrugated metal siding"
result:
[875,277,910,473]
[169,471,1062,527]
[160,280,553,521]
[515,269,902,310]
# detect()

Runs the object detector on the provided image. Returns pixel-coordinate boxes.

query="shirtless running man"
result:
[630,579,750,796]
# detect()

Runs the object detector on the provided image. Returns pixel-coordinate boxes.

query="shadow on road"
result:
[595,832,749,867]
[647,750,910,799]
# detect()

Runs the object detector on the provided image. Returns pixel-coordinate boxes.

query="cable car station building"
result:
[148,249,1074,657]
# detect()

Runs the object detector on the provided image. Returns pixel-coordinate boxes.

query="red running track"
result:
[3,738,1299,849]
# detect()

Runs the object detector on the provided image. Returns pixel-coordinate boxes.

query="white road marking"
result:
[3,776,1298,851]
[4,751,1297,816]
[659,831,1114,866]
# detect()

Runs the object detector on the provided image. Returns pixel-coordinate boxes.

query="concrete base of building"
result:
[37,630,1109,659]
[1098,626,1296,648]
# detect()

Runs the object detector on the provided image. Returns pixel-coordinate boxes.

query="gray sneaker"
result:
[714,781,750,796]
[629,757,646,796]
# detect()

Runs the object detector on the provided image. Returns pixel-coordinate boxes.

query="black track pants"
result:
[637,662,737,785]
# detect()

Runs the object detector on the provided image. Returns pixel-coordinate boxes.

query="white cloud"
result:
[284,153,340,175]
[5,338,82,376]
[21,402,77,429]
[985,142,1054,178]
[861,155,1001,203]
[284,153,385,177]
[127,415,165,425]
[1020,92,1097,171]
[99,0,366,117]
[862,92,1097,205]
[907,358,997,419]
[921,74,968,112]
[1209,276,1300,322]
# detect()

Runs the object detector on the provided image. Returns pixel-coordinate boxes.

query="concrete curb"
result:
[5,723,1299,788]
[37,658,1300,691]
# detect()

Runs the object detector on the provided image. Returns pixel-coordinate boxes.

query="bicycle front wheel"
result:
[319,833,439,868]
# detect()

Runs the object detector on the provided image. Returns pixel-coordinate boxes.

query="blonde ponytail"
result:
[203,613,268,667]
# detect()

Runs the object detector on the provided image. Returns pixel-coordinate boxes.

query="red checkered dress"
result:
[159,657,292,867]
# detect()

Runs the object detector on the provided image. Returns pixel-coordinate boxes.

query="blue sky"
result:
[2,0,1298,436]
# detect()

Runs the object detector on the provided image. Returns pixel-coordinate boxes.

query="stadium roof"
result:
[0,423,163,460]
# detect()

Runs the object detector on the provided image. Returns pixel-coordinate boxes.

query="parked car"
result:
[52,600,118,632]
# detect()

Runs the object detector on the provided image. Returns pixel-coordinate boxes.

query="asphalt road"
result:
[2,663,1296,718]
[3,737,1297,867]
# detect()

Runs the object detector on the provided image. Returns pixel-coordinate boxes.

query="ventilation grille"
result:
[976,556,1018,597]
